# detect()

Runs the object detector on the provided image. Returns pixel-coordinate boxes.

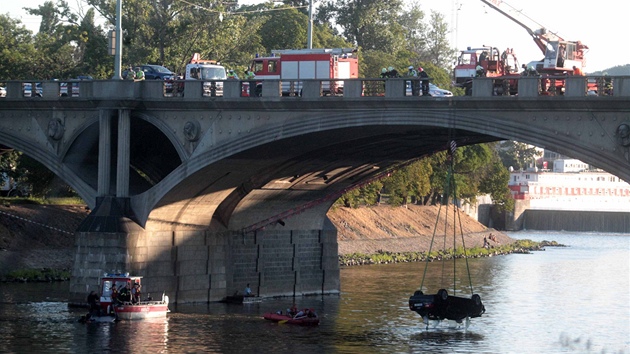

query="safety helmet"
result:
[388,66,394,71]
[381,68,387,73]
[229,69,234,73]
[408,66,414,70]
[418,67,423,71]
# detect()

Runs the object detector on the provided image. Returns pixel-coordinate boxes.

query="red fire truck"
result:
[249,48,359,96]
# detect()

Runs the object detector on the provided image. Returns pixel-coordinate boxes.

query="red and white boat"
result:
[99,273,170,320]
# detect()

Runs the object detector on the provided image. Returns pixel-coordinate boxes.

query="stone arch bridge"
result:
[0,77,628,303]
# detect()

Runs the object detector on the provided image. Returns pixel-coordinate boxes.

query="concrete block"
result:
[385,79,406,97]
[472,78,494,97]
[223,80,241,98]
[178,259,208,275]
[262,81,281,97]
[178,274,210,291]
[177,244,209,260]
[173,230,206,246]
[177,289,209,303]
[518,77,539,97]
[301,81,321,97]
[617,77,630,97]
[148,232,173,246]
[141,80,165,98]
[184,81,203,99]
[565,76,588,97]
[343,80,363,97]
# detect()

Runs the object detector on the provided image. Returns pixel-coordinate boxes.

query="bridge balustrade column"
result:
[301,80,321,97]
[42,81,59,98]
[223,80,241,98]
[616,77,630,97]
[472,78,493,97]
[98,110,112,196]
[116,109,130,198]
[6,82,22,99]
[262,80,281,97]
[518,77,540,97]
[184,81,203,99]
[564,76,587,97]
[385,79,405,97]
[343,79,362,97]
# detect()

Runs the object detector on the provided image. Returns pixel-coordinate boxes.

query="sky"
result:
[3,0,626,73]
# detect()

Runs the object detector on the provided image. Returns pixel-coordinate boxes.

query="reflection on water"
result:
[0,232,628,353]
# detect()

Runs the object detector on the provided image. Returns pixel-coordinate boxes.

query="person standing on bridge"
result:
[418,67,429,96]
[134,67,145,81]
[407,66,419,96]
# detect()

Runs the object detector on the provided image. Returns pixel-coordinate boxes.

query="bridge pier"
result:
[69,203,339,304]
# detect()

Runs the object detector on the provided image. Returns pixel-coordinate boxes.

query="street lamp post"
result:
[307,0,313,49]
[113,0,123,79]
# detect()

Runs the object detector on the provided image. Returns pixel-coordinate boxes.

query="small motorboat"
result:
[222,294,263,304]
[98,273,170,320]
[263,312,320,326]
[409,289,485,323]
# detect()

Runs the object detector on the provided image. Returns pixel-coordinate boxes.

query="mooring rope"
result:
[0,209,74,235]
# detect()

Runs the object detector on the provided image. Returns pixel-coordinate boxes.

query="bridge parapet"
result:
[2,76,628,100]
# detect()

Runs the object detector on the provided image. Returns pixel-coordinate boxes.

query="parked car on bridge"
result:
[123,65,175,80]
[23,83,42,97]
[406,82,453,97]
[123,65,175,94]
[0,86,6,97]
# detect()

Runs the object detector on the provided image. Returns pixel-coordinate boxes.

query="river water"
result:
[0,231,628,353]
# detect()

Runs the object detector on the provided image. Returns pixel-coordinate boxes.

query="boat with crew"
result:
[98,273,170,320]
[221,294,263,304]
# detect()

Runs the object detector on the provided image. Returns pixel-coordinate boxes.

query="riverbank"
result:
[0,203,526,281]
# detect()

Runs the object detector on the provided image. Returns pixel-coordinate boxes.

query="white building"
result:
[508,169,630,211]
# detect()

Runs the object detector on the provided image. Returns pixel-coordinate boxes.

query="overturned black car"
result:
[409,289,485,323]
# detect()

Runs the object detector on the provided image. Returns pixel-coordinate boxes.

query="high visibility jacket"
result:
[135,70,145,80]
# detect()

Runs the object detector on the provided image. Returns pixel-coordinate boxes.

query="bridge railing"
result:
[1,76,628,100]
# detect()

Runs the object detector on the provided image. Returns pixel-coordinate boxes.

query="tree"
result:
[0,15,37,79]
[259,7,308,51]
[420,11,457,69]
[497,141,541,171]
[479,158,514,212]
[317,0,406,53]
[381,159,432,206]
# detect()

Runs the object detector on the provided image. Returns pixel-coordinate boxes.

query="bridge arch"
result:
[135,100,629,233]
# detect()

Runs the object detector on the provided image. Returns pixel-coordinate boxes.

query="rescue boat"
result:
[99,273,170,320]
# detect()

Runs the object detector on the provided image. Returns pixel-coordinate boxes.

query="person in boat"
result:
[87,290,101,316]
[111,283,119,305]
[287,304,298,317]
[131,282,142,303]
[293,309,306,319]
[244,283,252,296]
[306,308,317,318]
[119,283,131,303]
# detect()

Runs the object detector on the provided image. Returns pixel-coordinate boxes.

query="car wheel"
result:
[437,289,448,301]
[472,294,481,305]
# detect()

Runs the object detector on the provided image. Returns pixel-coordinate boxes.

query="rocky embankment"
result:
[329,204,514,255]
[0,203,523,279]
